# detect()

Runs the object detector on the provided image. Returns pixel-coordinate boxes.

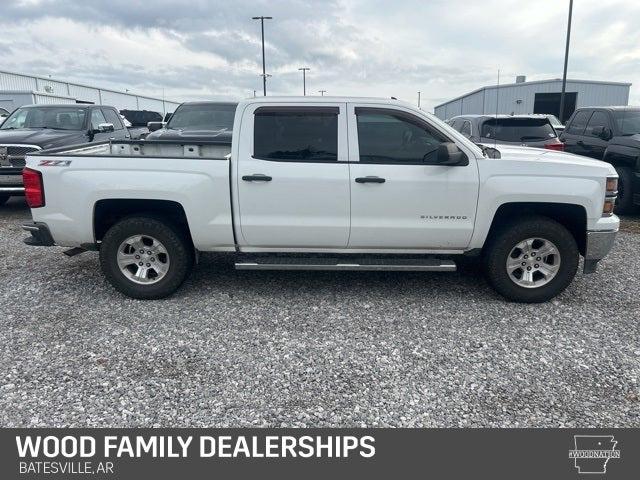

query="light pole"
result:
[559,0,573,123]
[252,16,272,96]
[318,90,327,96]
[417,91,421,108]
[298,67,310,95]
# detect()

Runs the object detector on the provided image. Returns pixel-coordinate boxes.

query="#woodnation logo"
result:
[569,435,620,474]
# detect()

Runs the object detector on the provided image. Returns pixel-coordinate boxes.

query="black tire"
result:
[99,216,193,299]
[0,194,10,206]
[483,216,579,303]
[614,166,637,215]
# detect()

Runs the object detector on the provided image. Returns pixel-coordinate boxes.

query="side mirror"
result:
[591,125,611,140]
[97,123,114,133]
[432,142,469,166]
[147,121,164,132]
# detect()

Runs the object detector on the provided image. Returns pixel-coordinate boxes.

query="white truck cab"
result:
[21,96,619,302]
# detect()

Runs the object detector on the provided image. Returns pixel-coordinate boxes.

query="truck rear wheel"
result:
[99,216,193,299]
[614,166,636,215]
[483,216,579,303]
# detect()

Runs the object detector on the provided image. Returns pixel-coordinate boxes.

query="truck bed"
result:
[26,139,236,251]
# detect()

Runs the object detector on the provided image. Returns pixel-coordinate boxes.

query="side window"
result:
[102,108,124,130]
[584,111,611,137]
[460,121,472,137]
[90,108,108,130]
[253,107,338,161]
[565,110,591,135]
[356,108,448,163]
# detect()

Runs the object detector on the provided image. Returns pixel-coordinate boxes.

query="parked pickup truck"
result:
[0,104,130,205]
[21,97,619,303]
[561,106,640,214]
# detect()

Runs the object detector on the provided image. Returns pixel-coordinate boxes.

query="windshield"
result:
[480,118,556,142]
[0,106,87,130]
[167,104,236,131]
[612,110,640,136]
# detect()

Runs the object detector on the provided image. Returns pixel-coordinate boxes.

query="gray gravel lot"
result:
[0,197,639,427]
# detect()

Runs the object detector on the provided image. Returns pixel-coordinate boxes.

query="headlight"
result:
[602,176,618,217]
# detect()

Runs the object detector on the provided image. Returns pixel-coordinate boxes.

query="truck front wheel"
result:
[99,216,193,299]
[483,216,579,303]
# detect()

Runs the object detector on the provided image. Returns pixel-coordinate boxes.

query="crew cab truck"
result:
[561,106,640,214]
[21,97,619,303]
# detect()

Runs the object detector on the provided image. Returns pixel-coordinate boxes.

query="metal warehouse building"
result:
[0,69,181,114]
[434,76,631,121]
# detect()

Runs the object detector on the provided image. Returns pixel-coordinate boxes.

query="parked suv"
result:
[0,104,130,205]
[449,114,564,150]
[561,106,640,213]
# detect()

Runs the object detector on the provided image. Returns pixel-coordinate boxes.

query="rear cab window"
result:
[480,118,556,142]
[253,107,338,162]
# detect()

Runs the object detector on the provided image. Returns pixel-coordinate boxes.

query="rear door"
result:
[561,109,592,156]
[236,103,350,248]
[346,104,479,250]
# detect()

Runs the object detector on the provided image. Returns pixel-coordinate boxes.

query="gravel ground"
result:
[0,197,638,428]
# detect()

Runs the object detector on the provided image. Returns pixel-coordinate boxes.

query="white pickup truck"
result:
[21,97,619,302]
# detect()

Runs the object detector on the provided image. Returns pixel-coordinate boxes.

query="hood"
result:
[493,144,617,175]
[609,133,640,149]
[145,127,232,143]
[0,128,86,149]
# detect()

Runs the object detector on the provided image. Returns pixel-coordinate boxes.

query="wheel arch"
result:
[484,202,588,256]
[93,198,193,245]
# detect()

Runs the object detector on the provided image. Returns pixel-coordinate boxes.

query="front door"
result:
[347,104,479,250]
[237,103,350,248]
[581,110,612,160]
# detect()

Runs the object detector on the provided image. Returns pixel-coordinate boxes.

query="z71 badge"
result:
[38,160,72,166]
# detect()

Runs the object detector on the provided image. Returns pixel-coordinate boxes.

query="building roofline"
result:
[0,69,181,105]
[434,78,633,109]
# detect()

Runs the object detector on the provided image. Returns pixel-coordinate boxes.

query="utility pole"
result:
[252,16,272,96]
[298,67,310,95]
[417,91,421,108]
[559,0,573,123]
[318,90,327,96]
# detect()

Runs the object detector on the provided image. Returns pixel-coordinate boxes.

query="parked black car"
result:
[561,106,640,213]
[145,101,237,143]
[0,104,130,205]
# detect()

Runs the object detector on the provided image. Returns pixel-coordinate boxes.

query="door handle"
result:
[242,174,272,182]
[355,176,385,184]
[577,140,585,145]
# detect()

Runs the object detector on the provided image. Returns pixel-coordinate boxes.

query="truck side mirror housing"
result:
[96,123,114,133]
[432,142,469,166]
[147,121,164,132]
[591,126,612,140]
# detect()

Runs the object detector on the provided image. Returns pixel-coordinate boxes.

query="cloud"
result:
[1,0,638,109]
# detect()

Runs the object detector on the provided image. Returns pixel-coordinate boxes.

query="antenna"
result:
[494,69,500,149]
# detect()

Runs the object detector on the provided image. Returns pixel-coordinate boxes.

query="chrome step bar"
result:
[235,258,456,272]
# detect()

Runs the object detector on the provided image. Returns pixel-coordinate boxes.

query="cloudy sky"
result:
[2,0,639,110]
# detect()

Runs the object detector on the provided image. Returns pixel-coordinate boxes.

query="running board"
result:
[235,257,456,272]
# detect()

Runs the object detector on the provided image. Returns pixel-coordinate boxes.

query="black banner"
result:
[1,428,637,479]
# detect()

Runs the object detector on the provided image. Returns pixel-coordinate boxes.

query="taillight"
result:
[23,168,45,208]
[544,141,564,151]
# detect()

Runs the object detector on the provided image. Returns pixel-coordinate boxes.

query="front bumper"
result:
[583,229,617,274]
[0,169,24,195]
[22,222,55,247]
